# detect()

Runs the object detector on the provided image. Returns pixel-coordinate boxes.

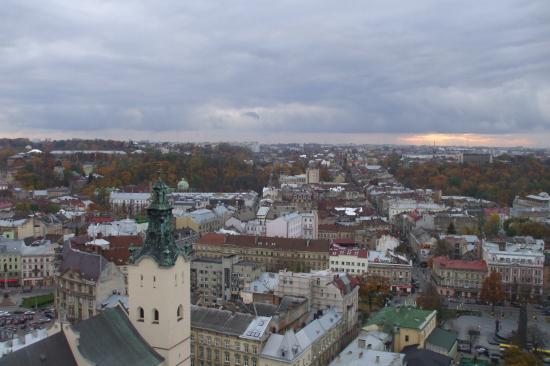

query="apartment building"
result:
[260,310,343,366]
[367,250,412,294]
[482,239,545,298]
[431,256,488,298]
[191,255,264,306]
[191,306,271,366]
[194,233,330,272]
[329,247,368,275]
[20,241,57,287]
[274,270,358,333]
[56,243,125,322]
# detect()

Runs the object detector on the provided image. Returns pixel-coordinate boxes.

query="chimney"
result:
[358,338,366,349]
[376,355,380,363]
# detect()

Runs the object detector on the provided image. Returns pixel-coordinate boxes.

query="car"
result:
[475,346,489,357]
[487,337,500,346]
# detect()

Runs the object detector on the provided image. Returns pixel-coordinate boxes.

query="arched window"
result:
[153,276,156,288]
[177,305,183,321]
[153,308,159,324]
[137,307,144,322]
[140,274,143,287]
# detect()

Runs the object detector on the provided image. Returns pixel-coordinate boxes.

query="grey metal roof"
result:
[0,331,77,366]
[191,306,255,336]
[73,306,164,366]
[59,242,107,281]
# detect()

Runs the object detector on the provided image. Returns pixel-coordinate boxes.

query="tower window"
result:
[137,307,144,322]
[153,309,159,324]
[140,274,143,287]
[177,304,183,321]
[153,276,156,288]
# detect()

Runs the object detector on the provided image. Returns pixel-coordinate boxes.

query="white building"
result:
[375,235,400,253]
[87,218,148,237]
[21,241,57,286]
[482,238,545,297]
[266,212,302,238]
[300,211,318,239]
[329,247,369,275]
[109,192,151,214]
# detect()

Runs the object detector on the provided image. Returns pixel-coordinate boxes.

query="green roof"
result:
[365,306,436,331]
[73,307,164,366]
[459,357,491,366]
[426,327,458,351]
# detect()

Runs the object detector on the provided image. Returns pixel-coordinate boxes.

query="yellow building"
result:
[363,306,437,352]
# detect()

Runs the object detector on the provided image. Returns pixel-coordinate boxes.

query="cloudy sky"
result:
[1,0,550,146]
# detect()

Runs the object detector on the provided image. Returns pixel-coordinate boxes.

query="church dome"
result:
[177,178,189,192]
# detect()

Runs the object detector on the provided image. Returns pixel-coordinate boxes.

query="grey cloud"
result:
[0,0,549,140]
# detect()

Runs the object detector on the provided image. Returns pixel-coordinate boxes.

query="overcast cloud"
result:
[1,0,550,145]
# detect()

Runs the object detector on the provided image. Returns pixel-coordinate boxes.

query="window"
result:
[140,274,143,287]
[225,352,230,362]
[137,307,144,322]
[153,309,159,324]
[405,335,409,342]
[153,276,157,288]
[177,304,183,321]
[235,354,241,365]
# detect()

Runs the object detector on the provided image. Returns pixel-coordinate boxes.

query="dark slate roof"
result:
[426,327,458,352]
[402,345,453,366]
[0,331,77,366]
[59,241,107,281]
[73,306,164,366]
[191,305,255,336]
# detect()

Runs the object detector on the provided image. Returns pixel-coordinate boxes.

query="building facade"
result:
[194,233,330,272]
[431,256,488,298]
[191,255,264,306]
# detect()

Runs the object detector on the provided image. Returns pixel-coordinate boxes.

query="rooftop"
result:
[426,327,458,352]
[432,256,487,272]
[366,307,436,331]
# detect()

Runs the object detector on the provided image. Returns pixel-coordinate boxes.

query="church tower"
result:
[128,176,192,366]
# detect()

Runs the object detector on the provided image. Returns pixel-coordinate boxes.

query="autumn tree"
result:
[480,271,505,312]
[447,222,457,234]
[416,283,443,312]
[358,275,390,311]
[503,348,543,366]
[431,239,453,258]
[484,213,501,238]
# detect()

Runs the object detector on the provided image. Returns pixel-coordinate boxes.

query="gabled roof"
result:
[196,233,330,253]
[59,242,108,281]
[366,307,436,331]
[426,327,458,352]
[73,307,164,366]
[402,345,452,366]
[0,331,77,366]
[191,306,255,336]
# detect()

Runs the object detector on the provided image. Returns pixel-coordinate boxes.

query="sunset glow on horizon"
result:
[397,133,534,147]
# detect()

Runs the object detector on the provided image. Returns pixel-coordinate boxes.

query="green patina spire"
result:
[130,175,189,267]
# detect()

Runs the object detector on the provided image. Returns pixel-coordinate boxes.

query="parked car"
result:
[475,346,489,357]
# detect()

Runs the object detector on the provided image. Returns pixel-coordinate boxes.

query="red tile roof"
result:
[329,247,368,258]
[433,256,487,272]
[195,233,330,253]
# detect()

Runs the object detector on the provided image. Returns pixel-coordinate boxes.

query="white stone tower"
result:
[128,176,192,366]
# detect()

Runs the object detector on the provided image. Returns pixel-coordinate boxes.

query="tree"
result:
[431,239,453,257]
[480,271,505,312]
[416,283,443,312]
[358,275,390,311]
[446,222,457,234]
[503,348,543,366]
[527,325,548,352]
[484,214,501,238]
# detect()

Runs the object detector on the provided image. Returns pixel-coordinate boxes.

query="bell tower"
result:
[128,176,191,366]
